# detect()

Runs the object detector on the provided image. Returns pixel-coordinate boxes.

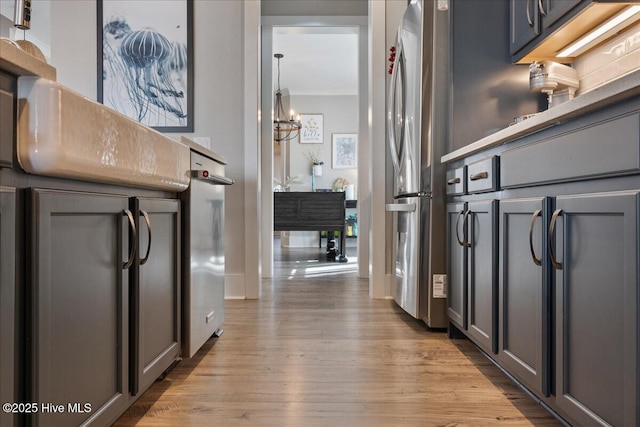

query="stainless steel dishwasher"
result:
[182,149,234,358]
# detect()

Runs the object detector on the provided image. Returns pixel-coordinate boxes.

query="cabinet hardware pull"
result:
[140,210,152,265]
[123,209,137,269]
[526,0,534,26]
[529,209,542,266]
[447,177,461,185]
[538,0,547,16]
[462,210,472,247]
[549,209,563,270]
[455,210,465,246]
[469,171,488,181]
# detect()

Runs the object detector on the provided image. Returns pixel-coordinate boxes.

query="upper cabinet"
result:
[510,0,584,58]
[510,0,634,64]
[542,0,585,27]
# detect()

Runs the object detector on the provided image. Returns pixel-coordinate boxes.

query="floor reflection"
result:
[273,236,357,278]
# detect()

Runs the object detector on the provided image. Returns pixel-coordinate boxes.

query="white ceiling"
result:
[272,27,359,96]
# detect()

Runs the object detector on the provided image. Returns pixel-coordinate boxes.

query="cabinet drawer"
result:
[467,156,499,193]
[501,111,640,188]
[446,166,466,195]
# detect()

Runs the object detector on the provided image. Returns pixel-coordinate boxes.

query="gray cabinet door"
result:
[0,187,15,427]
[446,202,467,330]
[541,0,583,29]
[0,72,15,169]
[553,191,639,426]
[499,197,550,397]
[467,199,498,354]
[133,198,181,395]
[30,189,132,427]
[510,0,540,55]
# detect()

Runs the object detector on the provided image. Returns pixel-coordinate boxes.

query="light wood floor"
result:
[114,241,561,426]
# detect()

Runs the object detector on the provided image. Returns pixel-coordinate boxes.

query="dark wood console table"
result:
[274,191,346,256]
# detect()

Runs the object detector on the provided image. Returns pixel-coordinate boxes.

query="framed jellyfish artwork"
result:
[97,0,194,132]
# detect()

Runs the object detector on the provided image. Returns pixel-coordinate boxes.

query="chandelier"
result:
[273,53,301,144]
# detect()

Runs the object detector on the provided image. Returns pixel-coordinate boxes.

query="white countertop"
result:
[441,69,640,163]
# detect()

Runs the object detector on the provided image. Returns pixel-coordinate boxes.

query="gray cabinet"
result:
[446,198,498,356]
[552,191,639,426]
[446,93,639,424]
[29,189,132,426]
[498,197,550,397]
[542,0,584,28]
[132,198,181,395]
[446,202,467,331]
[0,72,15,169]
[510,0,584,58]
[510,0,540,55]
[0,187,15,427]
[466,200,498,355]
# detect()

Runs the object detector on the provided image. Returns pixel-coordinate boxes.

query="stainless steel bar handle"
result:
[548,209,563,270]
[386,203,416,212]
[192,170,235,185]
[123,209,137,270]
[397,46,407,171]
[469,171,489,181]
[538,0,547,16]
[387,41,404,175]
[462,210,471,247]
[529,209,542,266]
[455,210,465,246]
[140,210,152,266]
[447,177,461,185]
[526,0,534,27]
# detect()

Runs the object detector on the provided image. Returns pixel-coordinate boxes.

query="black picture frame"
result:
[97,0,194,132]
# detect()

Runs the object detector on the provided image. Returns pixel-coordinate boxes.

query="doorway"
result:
[261,18,369,281]
[272,26,359,276]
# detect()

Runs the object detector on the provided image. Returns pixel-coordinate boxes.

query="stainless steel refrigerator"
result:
[386,0,448,328]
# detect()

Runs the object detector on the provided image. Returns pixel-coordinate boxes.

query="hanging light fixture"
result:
[273,53,301,144]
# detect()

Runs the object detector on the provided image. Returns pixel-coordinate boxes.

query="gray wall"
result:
[262,0,367,16]
[286,95,358,193]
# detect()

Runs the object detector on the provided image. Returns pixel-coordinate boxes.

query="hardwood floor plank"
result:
[113,243,561,426]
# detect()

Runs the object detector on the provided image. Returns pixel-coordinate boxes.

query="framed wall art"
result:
[97,0,194,132]
[300,114,323,144]
[332,134,357,169]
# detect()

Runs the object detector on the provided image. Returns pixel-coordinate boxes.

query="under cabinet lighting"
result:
[557,5,640,57]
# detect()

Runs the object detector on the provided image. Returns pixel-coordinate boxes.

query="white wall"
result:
[0,0,51,58]
[48,0,259,299]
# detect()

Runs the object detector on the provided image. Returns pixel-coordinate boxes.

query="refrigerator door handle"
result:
[386,203,416,212]
[387,39,406,175]
[394,191,431,199]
